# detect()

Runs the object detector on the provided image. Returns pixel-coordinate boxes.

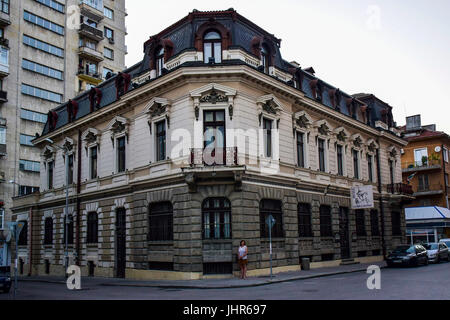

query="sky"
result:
[124,0,450,133]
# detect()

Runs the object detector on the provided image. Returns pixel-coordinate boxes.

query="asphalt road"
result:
[1,261,450,300]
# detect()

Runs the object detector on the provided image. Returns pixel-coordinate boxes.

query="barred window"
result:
[260,199,283,238]
[87,212,98,243]
[319,205,332,237]
[370,210,380,237]
[298,203,312,237]
[392,212,402,236]
[148,202,173,241]
[64,214,74,245]
[202,198,231,239]
[355,209,366,237]
[44,217,53,245]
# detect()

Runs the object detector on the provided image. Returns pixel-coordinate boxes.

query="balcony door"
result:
[203,110,225,165]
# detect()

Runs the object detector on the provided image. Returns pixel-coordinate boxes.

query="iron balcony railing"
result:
[387,183,414,195]
[79,23,103,40]
[190,147,238,166]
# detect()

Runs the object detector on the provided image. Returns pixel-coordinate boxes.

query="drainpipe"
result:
[376,141,387,259]
[76,130,82,266]
[28,206,32,276]
[442,144,449,209]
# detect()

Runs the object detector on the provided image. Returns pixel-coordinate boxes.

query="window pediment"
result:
[333,127,349,143]
[62,137,76,152]
[107,116,129,145]
[42,146,55,160]
[366,139,379,153]
[313,120,332,137]
[351,133,364,149]
[190,83,236,121]
[144,97,171,127]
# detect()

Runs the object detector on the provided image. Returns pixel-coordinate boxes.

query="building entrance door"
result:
[339,207,350,259]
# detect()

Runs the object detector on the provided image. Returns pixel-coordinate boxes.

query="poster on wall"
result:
[351,185,374,209]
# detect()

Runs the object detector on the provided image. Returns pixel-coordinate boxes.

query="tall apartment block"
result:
[0,0,127,233]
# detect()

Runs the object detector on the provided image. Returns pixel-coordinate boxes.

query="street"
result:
[1,262,449,300]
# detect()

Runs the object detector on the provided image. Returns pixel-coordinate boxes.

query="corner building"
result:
[12,9,412,279]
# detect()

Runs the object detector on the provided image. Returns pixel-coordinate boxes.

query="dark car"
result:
[0,266,11,293]
[424,242,450,263]
[386,244,429,267]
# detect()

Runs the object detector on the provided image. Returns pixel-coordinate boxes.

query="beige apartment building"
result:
[0,0,127,246]
[11,9,412,279]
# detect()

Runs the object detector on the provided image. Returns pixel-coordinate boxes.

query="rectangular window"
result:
[149,202,174,241]
[19,185,39,196]
[298,203,312,237]
[24,11,64,35]
[21,84,62,103]
[103,47,113,60]
[20,134,35,146]
[414,148,428,166]
[367,154,373,182]
[67,154,74,185]
[104,6,113,19]
[203,110,225,165]
[263,119,272,158]
[418,174,429,191]
[0,46,8,70]
[21,108,48,123]
[156,120,166,162]
[392,212,402,236]
[102,67,113,79]
[260,199,283,238]
[117,136,126,173]
[353,149,359,179]
[44,218,53,245]
[318,139,325,172]
[64,215,74,245]
[445,173,449,187]
[1,0,9,14]
[444,147,449,163]
[355,209,366,237]
[0,126,6,144]
[370,210,380,237]
[319,205,332,237]
[87,212,98,243]
[337,145,344,176]
[0,208,4,229]
[35,0,64,13]
[22,59,63,80]
[19,159,40,172]
[90,146,97,179]
[296,132,305,168]
[82,0,103,11]
[48,161,54,189]
[104,27,114,40]
[389,160,395,185]
[23,35,64,57]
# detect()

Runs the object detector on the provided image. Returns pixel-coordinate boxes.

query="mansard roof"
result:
[38,8,400,139]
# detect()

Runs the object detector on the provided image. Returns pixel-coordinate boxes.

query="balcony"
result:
[387,183,414,196]
[78,46,104,62]
[0,90,7,103]
[190,147,238,167]
[0,10,10,26]
[402,159,441,173]
[78,23,104,42]
[79,1,104,22]
[413,184,444,197]
[77,67,102,85]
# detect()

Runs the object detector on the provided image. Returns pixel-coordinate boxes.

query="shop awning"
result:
[405,206,450,221]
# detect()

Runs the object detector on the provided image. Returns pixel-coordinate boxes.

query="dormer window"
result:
[203,31,221,64]
[155,46,164,77]
[261,44,270,74]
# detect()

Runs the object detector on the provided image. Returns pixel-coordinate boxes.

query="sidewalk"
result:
[18,261,386,289]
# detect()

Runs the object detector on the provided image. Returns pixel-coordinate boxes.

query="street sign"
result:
[265,215,276,228]
[265,215,276,280]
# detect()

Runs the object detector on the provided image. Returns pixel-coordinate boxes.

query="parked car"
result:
[386,244,429,267]
[439,239,450,249]
[0,266,11,293]
[424,243,450,263]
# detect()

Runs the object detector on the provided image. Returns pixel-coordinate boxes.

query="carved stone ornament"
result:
[62,139,74,152]
[390,148,397,158]
[199,89,228,104]
[318,123,330,136]
[148,103,167,118]
[262,99,278,115]
[336,130,347,142]
[295,114,311,128]
[368,142,377,153]
[84,131,97,144]
[353,136,362,148]
[43,148,54,160]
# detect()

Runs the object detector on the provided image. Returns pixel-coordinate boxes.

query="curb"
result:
[19,265,385,289]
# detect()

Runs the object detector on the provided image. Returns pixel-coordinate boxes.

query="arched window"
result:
[261,44,270,74]
[203,30,222,64]
[44,217,53,245]
[148,202,173,241]
[202,198,231,239]
[259,199,283,238]
[155,46,164,77]
[87,212,98,244]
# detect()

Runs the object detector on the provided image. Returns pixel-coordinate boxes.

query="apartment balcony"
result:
[79,1,104,22]
[0,11,10,26]
[78,23,104,42]
[189,147,238,167]
[77,67,102,85]
[387,183,414,196]
[0,90,7,103]
[413,184,444,197]
[402,159,441,173]
[78,46,104,62]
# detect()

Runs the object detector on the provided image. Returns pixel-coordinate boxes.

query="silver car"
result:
[424,242,450,263]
